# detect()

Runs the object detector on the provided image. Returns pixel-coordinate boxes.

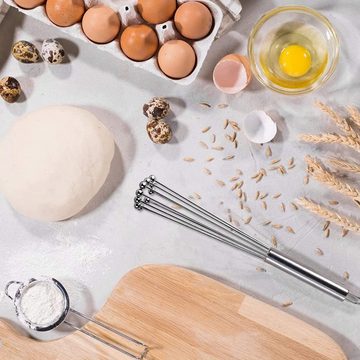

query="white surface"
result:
[0,0,359,358]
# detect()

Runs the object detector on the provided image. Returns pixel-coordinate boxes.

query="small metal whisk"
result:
[135,175,360,305]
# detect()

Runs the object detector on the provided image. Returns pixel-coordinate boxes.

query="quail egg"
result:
[0,77,22,103]
[41,39,65,64]
[143,97,170,120]
[147,119,172,144]
[12,40,40,63]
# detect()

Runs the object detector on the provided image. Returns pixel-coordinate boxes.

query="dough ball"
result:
[0,106,115,221]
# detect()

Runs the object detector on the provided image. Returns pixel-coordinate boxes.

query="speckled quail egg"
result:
[146,119,172,144]
[12,40,40,63]
[41,39,65,64]
[0,77,22,103]
[143,97,170,120]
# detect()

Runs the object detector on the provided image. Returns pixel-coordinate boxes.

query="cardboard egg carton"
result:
[0,0,9,24]
[4,0,242,85]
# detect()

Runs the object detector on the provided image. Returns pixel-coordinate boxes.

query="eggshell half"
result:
[120,24,158,61]
[243,111,277,144]
[213,54,251,94]
[82,5,121,44]
[158,40,196,79]
[174,1,213,40]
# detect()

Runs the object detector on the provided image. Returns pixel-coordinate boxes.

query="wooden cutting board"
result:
[0,265,347,360]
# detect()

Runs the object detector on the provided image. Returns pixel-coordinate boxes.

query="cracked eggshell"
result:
[213,54,251,94]
[243,110,277,144]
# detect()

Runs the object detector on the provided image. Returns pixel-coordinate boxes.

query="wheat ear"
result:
[346,106,360,128]
[316,101,360,140]
[328,157,360,174]
[305,155,360,207]
[296,197,360,233]
[300,133,360,153]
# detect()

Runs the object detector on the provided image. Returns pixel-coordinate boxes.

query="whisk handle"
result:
[266,249,349,302]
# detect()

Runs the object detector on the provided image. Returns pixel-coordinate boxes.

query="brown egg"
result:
[82,5,121,44]
[174,1,213,40]
[14,0,45,9]
[120,24,158,61]
[137,0,176,24]
[46,0,85,27]
[158,40,196,79]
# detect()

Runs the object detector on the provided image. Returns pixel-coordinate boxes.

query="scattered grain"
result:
[199,141,208,149]
[171,204,182,209]
[202,168,212,175]
[244,206,252,213]
[236,169,243,175]
[206,157,214,162]
[324,228,330,238]
[288,164,296,170]
[212,146,224,151]
[244,216,252,224]
[343,271,350,281]
[282,301,293,308]
[304,175,310,184]
[265,145,272,158]
[239,201,244,210]
[262,201,267,210]
[328,200,339,206]
[256,267,267,272]
[322,221,330,231]
[286,226,295,234]
[272,193,282,199]
[280,202,286,212]
[272,224,283,229]
[288,157,295,166]
[200,102,211,108]
[342,228,349,237]
[243,192,247,202]
[217,103,228,109]
[230,121,241,131]
[193,193,201,200]
[271,159,281,164]
[223,155,235,160]
[290,202,298,210]
[183,157,195,162]
[216,180,226,187]
[223,119,229,129]
[233,219,240,227]
[234,140,238,149]
[271,235,278,247]
[260,193,268,200]
[231,183,239,191]
[278,165,287,175]
[255,191,260,200]
[263,220,271,226]
[315,248,324,256]
[211,134,216,143]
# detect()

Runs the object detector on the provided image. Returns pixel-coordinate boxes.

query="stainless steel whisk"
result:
[135,175,360,305]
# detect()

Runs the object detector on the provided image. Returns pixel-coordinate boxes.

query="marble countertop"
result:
[0,0,359,358]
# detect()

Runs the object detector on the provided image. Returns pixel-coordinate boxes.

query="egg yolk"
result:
[278,44,312,77]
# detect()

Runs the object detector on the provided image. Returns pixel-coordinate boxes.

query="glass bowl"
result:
[248,6,339,95]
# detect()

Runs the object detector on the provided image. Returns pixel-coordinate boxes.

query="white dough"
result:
[0,106,115,221]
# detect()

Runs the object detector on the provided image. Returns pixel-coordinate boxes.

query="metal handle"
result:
[4,281,23,301]
[266,249,350,301]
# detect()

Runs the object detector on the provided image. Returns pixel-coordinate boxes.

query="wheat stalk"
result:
[296,197,360,233]
[300,133,360,153]
[316,101,360,140]
[317,102,360,139]
[328,157,360,174]
[346,106,360,128]
[305,155,360,207]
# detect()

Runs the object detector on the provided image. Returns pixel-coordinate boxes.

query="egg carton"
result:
[0,0,9,24]
[4,0,228,85]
